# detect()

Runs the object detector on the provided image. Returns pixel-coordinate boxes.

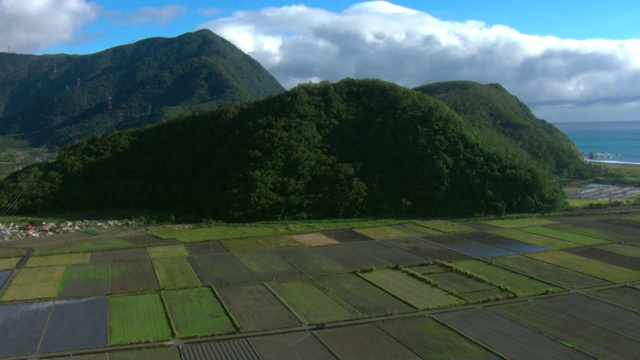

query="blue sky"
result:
[1,1,639,122]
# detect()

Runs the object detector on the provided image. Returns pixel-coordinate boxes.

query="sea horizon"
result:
[554,120,640,165]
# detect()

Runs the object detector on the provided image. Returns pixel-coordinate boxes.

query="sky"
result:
[1,1,639,123]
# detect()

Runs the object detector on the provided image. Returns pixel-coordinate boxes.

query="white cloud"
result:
[0,0,100,53]
[202,1,640,122]
[114,5,187,26]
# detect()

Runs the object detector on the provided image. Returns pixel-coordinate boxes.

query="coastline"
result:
[587,159,640,167]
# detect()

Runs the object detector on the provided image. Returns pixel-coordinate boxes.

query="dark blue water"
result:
[554,121,640,165]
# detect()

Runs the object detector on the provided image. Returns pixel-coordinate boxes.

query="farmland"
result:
[163,287,235,337]
[1,210,640,358]
[359,269,463,309]
[109,294,172,345]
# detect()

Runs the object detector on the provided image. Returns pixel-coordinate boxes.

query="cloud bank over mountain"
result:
[203,1,640,122]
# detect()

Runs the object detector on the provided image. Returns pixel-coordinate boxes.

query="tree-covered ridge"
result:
[415,81,589,178]
[0,29,284,147]
[0,79,565,221]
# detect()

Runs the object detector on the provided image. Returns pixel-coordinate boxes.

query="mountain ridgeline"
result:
[0,29,284,147]
[415,81,589,178]
[0,79,571,220]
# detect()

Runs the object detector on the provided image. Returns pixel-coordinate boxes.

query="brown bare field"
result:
[90,248,149,263]
[186,241,228,255]
[591,286,640,312]
[568,247,640,271]
[116,233,173,246]
[378,316,497,359]
[322,229,373,242]
[291,233,339,246]
[311,244,386,270]
[216,282,300,332]
[249,332,336,360]
[182,339,260,360]
[541,293,640,341]
[386,237,470,261]
[435,308,590,360]
[314,324,420,360]
[492,301,640,359]
[109,260,159,294]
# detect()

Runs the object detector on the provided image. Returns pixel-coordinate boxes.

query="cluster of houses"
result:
[0,219,141,241]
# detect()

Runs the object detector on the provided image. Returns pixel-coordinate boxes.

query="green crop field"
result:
[527,251,640,283]
[494,255,610,289]
[597,244,640,258]
[33,238,135,255]
[235,251,301,279]
[316,273,414,316]
[163,287,235,338]
[452,260,561,296]
[488,229,575,249]
[147,245,190,258]
[26,253,90,267]
[109,294,172,345]
[547,223,637,243]
[521,227,608,246]
[152,258,201,289]
[359,269,463,309]
[0,257,20,269]
[1,266,66,301]
[266,279,357,324]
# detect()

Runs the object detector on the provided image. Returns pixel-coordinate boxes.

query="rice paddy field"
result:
[1,211,640,358]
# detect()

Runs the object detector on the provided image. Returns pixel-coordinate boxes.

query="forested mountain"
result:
[0,29,284,147]
[415,81,590,178]
[0,79,567,220]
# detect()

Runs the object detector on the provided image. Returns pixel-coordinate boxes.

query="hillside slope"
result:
[0,79,565,220]
[0,29,284,147]
[414,81,589,178]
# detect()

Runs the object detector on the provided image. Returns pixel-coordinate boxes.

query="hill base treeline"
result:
[0,79,572,221]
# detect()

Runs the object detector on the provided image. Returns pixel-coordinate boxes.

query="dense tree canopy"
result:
[0,30,284,147]
[0,79,567,220]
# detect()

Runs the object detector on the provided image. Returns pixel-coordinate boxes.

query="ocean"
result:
[554,121,640,165]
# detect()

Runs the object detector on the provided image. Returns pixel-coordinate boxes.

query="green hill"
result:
[0,29,284,147]
[414,81,589,178]
[0,79,566,220]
